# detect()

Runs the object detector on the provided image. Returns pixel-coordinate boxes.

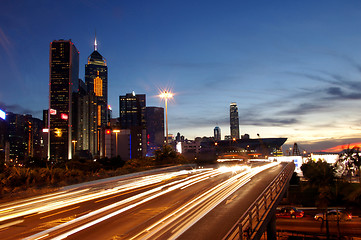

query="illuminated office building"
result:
[119,92,146,158]
[82,36,108,158]
[85,36,108,126]
[230,102,240,139]
[6,112,43,164]
[49,40,79,161]
[145,107,164,156]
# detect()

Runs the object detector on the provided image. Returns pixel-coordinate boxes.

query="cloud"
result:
[325,87,361,100]
[278,103,324,116]
[284,137,361,153]
[0,101,41,117]
[241,117,298,126]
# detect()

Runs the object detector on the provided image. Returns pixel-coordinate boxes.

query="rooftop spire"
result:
[94,31,98,51]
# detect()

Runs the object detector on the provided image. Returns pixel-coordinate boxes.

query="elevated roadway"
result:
[0,162,293,240]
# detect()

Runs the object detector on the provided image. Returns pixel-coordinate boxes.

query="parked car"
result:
[314,209,352,222]
[276,207,304,219]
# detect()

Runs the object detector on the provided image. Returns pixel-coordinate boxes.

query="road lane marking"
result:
[225,194,238,205]
[40,206,80,219]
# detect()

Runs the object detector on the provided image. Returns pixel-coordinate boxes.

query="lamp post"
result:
[113,130,120,157]
[72,140,77,157]
[159,91,173,144]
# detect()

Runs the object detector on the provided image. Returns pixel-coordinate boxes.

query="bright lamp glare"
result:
[159,91,173,99]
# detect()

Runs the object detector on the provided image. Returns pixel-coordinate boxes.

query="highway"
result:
[0,162,287,240]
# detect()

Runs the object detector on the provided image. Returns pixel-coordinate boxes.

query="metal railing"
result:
[223,162,295,240]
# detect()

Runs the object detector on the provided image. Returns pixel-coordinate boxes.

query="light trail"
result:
[14,163,276,240]
[0,168,211,223]
[23,168,223,240]
[133,162,279,239]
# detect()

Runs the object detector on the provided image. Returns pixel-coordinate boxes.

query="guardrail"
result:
[223,162,295,240]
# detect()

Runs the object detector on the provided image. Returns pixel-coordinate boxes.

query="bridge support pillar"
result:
[266,214,276,240]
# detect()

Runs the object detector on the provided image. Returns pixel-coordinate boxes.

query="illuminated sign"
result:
[61,113,68,120]
[54,128,62,137]
[42,128,49,133]
[50,109,57,115]
[0,109,5,120]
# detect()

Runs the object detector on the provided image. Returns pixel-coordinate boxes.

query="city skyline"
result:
[1,1,361,152]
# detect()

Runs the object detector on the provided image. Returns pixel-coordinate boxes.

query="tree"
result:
[337,146,361,183]
[301,159,337,239]
[154,145,186,165]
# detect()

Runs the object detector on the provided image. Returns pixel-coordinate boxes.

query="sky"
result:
[0,0,361,152]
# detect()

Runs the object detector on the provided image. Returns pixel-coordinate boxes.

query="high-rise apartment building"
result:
[145,107,164,156]
[49,40,79,161]
[214,126,221,141]
[230,102,240,140]
[119,92,146,158]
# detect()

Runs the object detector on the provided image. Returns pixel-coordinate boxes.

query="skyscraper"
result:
[119,92,146,129]
[145,107,164,156]
[214,126,221,141]
[49,40,79,161]
[230,102,240,140]
[82,36,108,157]
[85,36,108,126]
[119,92,146,158]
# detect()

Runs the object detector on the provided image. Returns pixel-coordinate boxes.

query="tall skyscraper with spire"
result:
[82,35,108,157]
[49,40,79,161]
[230,102,240,139]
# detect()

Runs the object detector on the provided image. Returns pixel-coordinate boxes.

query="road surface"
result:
[0,162,287,240]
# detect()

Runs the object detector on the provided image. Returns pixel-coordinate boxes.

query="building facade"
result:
[230,102,240,140]
[5,112,44,165]
[119,92,146,158]
[145,107,164,156]
[214,126,221,141]
[49,40,79,161]
[0,109,6,164]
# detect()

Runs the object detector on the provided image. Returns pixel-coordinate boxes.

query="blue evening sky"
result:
[1,0,361,152]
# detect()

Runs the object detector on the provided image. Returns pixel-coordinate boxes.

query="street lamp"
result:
[113,130,120,157]
[72,140,77,157]
[159,90,173,144]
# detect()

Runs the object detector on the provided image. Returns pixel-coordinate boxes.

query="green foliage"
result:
[301,159,336,188]
[0,146,194,199]
[301,159,336,209]
[154,145,188,165]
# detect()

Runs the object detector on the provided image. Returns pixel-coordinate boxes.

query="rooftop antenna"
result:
[94,30,98,51]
